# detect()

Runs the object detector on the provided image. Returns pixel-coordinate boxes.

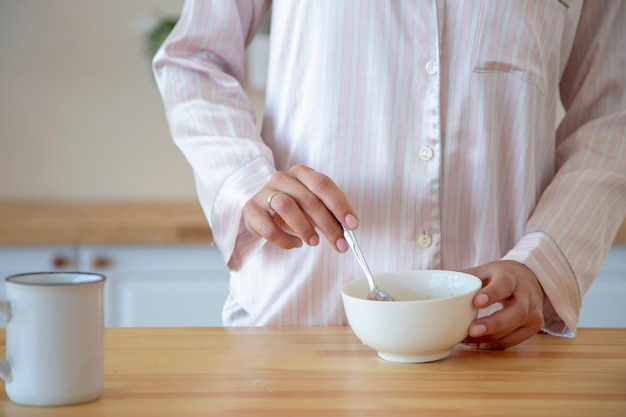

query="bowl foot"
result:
[377,349,452,363]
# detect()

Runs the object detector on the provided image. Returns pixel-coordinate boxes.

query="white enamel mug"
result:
[0,272,106,407]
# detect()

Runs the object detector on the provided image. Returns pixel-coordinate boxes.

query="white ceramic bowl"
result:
[342,270,482,363]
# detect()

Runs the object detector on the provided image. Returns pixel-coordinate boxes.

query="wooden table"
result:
[1,327,625,416]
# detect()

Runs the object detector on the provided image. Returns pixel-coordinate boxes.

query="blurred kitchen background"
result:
[0,0,269,200]
[0,1,623,329]
[0,0,270,328]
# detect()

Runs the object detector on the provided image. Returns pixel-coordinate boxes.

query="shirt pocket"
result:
[472,0,569,94]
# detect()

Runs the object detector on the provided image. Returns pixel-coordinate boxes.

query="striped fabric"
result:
[153,0,626,335]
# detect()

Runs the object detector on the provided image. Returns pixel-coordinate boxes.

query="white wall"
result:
[0,0,196,200]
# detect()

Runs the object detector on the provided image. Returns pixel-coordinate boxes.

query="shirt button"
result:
[419,147,434,161]
[418,234,432,248]
[425,60,439,75]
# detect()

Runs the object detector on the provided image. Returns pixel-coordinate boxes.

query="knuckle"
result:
[271,194,292,212]
[242,201,254,219]
[327,197,350,215]
[325,220,343,236]
[271,171,290,184]
[299,192,323,211]
[259,223,281,241]
[298,222,315,234]
[512,308,527,325]
[309,174,334,194]
[532,312,545,330]
[289,164,310,176]
[288,164,302,172]
[502,276,517,295]
[488,321,502,334]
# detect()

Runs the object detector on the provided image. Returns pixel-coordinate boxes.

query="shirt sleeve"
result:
[503,1,626,336]
[152,0,274,270]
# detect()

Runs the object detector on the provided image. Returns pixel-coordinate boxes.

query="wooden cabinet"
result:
[0,245,230,328]
[77,245,230,327]
[0,246,77,327]
[1,245,624,329]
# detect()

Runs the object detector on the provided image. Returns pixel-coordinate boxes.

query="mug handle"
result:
[0,300,12,382]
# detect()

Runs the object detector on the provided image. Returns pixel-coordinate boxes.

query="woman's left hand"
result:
[462,260,546,350]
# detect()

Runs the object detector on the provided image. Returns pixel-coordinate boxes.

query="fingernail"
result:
[345,214,359,229]
[336,237,349,253]
[460,342,478,350]
[470,324,487,337]
[476,293,489,307]
[308,235,319,246]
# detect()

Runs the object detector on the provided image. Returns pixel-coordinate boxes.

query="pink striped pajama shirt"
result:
[154,0,626,336]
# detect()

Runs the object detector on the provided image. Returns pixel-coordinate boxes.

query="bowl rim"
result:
[341,269,482,304]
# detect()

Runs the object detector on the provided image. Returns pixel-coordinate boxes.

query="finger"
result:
[288,165,358,251]
[467,300,521,339]
[470,290,544,341]
[274,175,343,248]
[267,191,321,247]
[492,325,543,349]
[254,170,325,247]
[470,270,517,309]
[461,261,546,350]
[255,165,359,252]
[460,266,492,307]
[290,165,359,229]
[243,200,304,250]
[467,324,542,350]
[463,315,517,349]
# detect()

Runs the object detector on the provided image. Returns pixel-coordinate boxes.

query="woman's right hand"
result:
[242,164,359,252]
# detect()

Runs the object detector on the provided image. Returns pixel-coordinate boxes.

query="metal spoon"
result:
[342,225,395,301]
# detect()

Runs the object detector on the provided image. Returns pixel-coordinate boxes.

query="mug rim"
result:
[5,271,106,286]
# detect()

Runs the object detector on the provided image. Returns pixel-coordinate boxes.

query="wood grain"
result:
[1,327,624,416]
[0,201,213,245]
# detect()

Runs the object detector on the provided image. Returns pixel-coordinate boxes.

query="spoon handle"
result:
[342,226,376,292]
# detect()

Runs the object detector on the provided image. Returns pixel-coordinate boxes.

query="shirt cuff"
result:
[210,156,275,270]
[502,232,580,338]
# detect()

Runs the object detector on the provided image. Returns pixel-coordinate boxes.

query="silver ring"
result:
[267,191,281,210]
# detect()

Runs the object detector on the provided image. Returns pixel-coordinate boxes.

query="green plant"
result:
[146,18,178,58]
